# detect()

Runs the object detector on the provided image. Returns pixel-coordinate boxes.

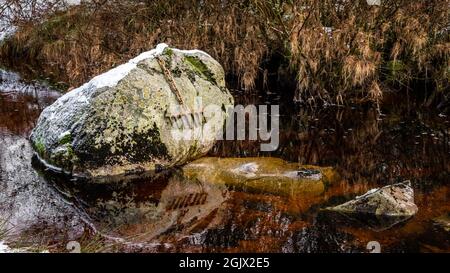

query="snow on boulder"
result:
[30,43,234,178]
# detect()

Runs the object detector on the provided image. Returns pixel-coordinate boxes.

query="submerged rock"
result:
[433,213,450,233]
[327,181,418,217]
[30,43,234,177]
[183,157,338,197]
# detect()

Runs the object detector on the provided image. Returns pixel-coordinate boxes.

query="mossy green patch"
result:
[163,47,174,58]
[59,132,72,145]
[184,56,217,85]
[34,139,46,157]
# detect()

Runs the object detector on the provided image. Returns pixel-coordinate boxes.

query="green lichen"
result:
[34,139,46,157]
[66,145,76,159]
[59,132,72,145]
[75,121,171,168]
[184,56,217,85]
[50,144,78,170]
[163,47,174,58]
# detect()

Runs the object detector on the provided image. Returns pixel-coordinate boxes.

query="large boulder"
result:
[30,43,234,178]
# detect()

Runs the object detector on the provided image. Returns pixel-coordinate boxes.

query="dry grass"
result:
[0,0,449,105]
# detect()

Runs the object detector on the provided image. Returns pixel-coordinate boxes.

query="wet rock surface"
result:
[433,213,450,233]
[0,135,88,247]
[324,181,419,231]
[30,44,234,178]
[327,181,418,217]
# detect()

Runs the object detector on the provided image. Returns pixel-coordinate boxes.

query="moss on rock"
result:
[184,56,217,85]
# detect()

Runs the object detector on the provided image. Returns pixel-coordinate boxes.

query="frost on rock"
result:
[71,43,169,93]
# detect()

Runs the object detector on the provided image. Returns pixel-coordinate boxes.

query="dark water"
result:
[0,70,449,253]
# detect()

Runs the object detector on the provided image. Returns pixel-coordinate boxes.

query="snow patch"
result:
[172,48,212,58]
[356,188,379,199]
[58,130,71,139]
[64,43,212,102]
[231,162,259,178]
[0,241,11,253]
[68,43,169,95]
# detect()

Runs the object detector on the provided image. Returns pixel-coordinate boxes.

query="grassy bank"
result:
[0,0,449,105]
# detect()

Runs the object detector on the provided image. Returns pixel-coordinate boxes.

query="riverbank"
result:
[1,0,448,106]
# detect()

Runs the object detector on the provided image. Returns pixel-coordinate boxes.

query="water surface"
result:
[0,70,448,252]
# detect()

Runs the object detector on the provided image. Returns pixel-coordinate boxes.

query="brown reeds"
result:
[0,0,448,105]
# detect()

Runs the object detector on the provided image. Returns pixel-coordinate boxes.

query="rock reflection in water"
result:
[34,163,230,247]
[320,210,415,232]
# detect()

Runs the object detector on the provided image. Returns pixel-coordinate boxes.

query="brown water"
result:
[0,70,449,253]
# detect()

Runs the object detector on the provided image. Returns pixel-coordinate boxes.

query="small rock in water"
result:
[183,157,338,197]
[433,213,450,233]
[296,169,322,180]
[327,181,418,217]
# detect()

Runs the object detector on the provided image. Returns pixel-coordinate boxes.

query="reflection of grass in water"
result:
[74,231,112,253]
[0,219,9,242]
[65,224,154,253]
[0,219,45,253]
[0,217,112,253]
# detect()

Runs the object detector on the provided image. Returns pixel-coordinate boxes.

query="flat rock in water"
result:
[433,213,450,233]
[183,157,338,197]
[30,43,234,178]
[324,181,418,231]
[327,181,418,217]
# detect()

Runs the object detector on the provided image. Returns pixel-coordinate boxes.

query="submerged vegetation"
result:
[0,0,449,105]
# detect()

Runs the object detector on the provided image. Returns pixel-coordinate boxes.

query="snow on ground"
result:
[0,241,11,253]
[0,69,61,96]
